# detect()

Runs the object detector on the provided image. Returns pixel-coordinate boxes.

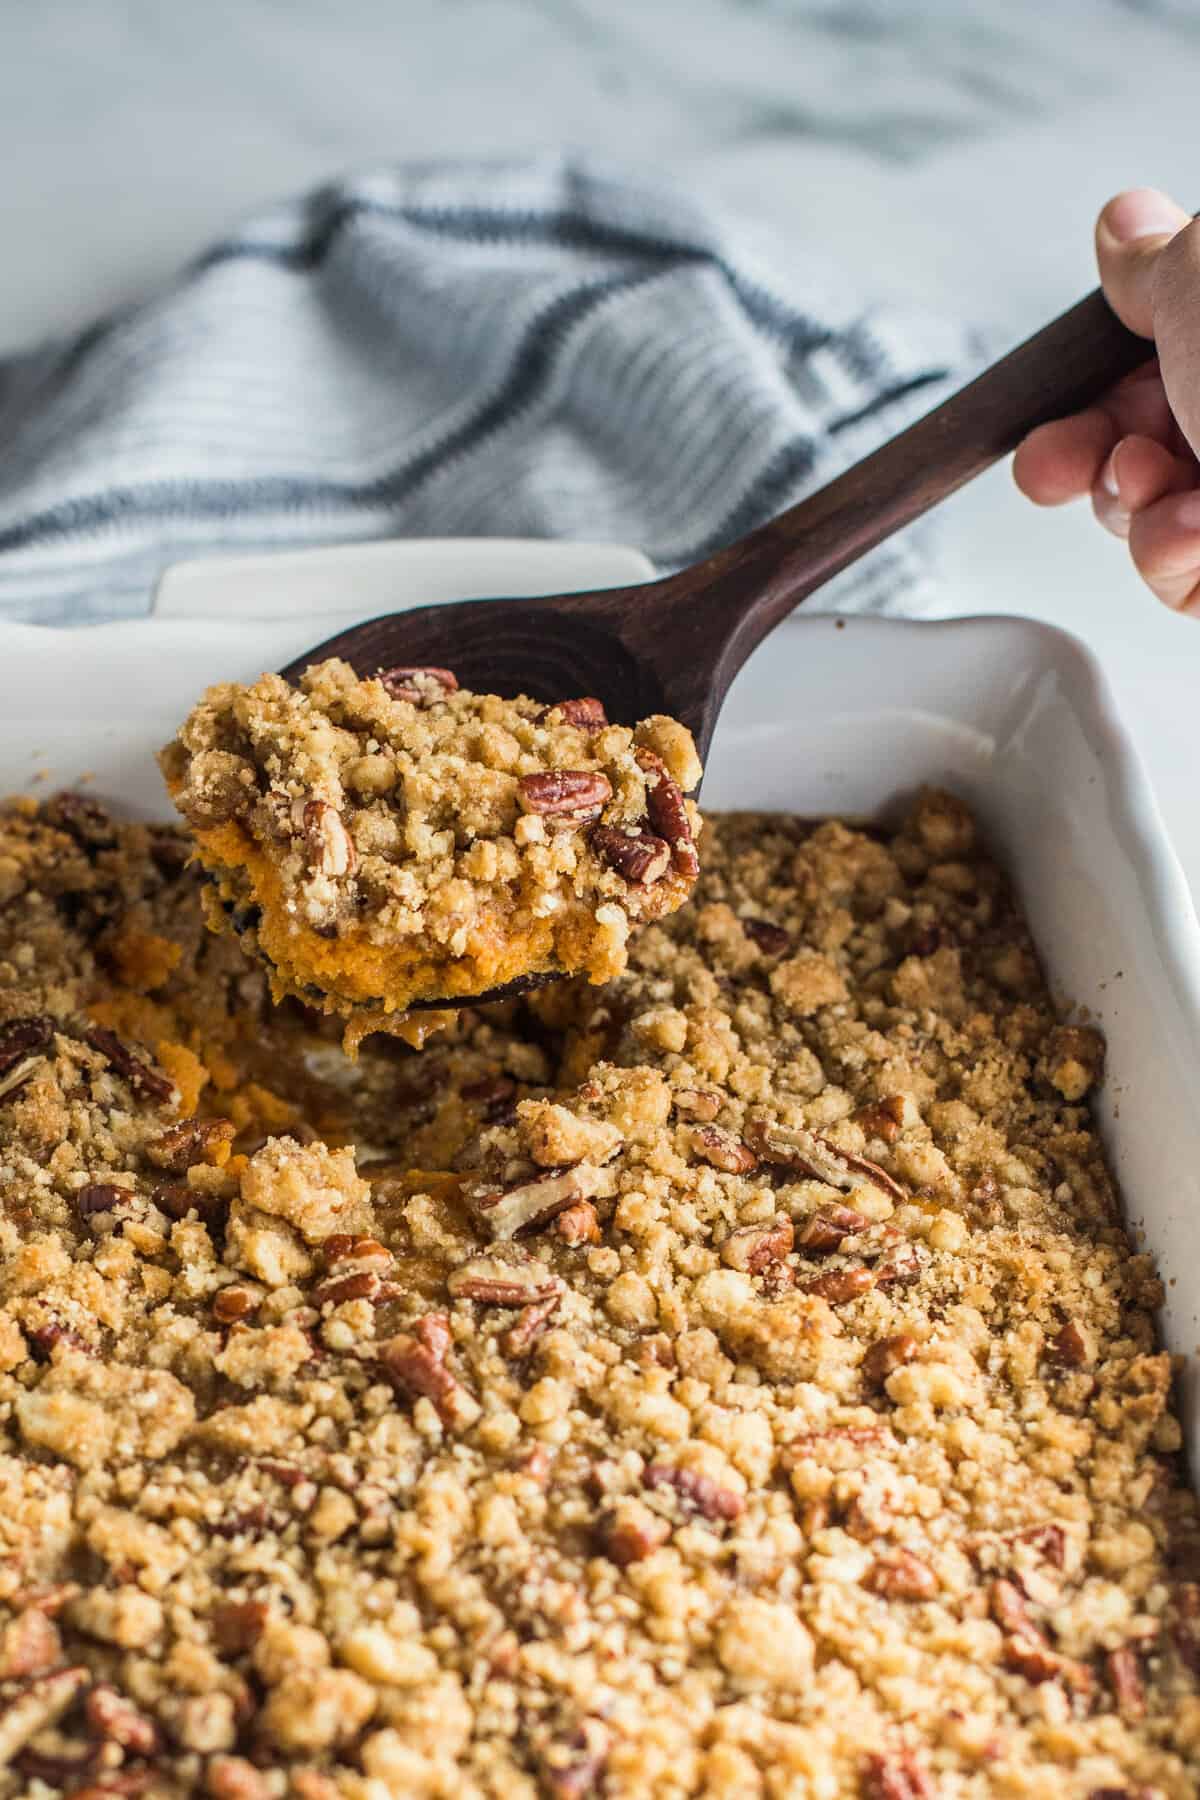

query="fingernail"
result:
[1105,188,1185,244]
[1172,491,1200,531]
[1100,445,1122,499]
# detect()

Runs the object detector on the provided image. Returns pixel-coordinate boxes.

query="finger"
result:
[1095,188,1192,337]
[1151,218,1200,463]
[1013,409,1116,505]
[1090,433,1194,539]
[1127,489,1200,613]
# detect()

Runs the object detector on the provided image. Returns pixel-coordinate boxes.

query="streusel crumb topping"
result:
[160,661,702,1043]
[0,787,1196,1799]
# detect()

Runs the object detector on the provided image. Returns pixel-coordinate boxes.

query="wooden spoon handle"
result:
[700,286,1149,653]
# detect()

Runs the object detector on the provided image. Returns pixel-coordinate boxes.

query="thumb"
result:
[1095,187,1191,337]
[1151,217,1200,463]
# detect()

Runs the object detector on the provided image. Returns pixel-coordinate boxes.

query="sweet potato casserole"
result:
[0,778,1197,1798]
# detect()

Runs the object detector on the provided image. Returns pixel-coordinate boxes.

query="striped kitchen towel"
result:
[0,155,979,625]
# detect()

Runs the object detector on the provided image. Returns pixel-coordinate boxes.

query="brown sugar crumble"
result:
[159,661,702,1047]
[0,785,1198,1797]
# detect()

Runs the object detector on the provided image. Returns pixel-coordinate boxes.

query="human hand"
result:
[1013,188,1200,616]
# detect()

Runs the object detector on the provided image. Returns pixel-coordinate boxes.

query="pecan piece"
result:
[874,1244,923,1290]
[0,1054,45,1103]
[206,1759,272,1800]
[643,1464,744,1521]
[0,1015,54,1075]
[299,798,356,878]
[554,1201,601,1246]
[1003,1633,1093,1696]
[212,1598,269,1656]
[0,1666,90,1765]
[863,1549,937,1601]
[83,1025,174,1104]
[990,1577,1036,1638]
[796,1203,869,1253]
[689,1124,758,1175]
[153,1181,228,1228]
[907,922,943,958]
[746,1118,905,1202]
[518,770,612,822]
[311,1269,382,1307]
[1174,1581,1200,1673]
[741,917,791,956]
[1052,1318,1095,1368]
[635,749,698,878]
[473,1163,603,1241]
[597,1504,669,1567]
[591,824,671,886]
[0,1608,61,1680]
[379,1314,479,1430]
[1105,1646,1146,1719]
[462,1074,517,1119]
[26,1317,95,1360]
[85,1685,161,1756]
[862,1333,920,1390]
[212,1283,262,1323]
[43,791,117,850]
[852,1095,907,1144]
[378,665,459,702]
[861,1752,934,1800]
[800,1266,874,1305]
[501,1294,562,1357]
[672,1087,721,1122]
[323,1233,394,1271]
[448,1256,562,1307]
[64,1776,154,1799]
[542,697,608,730]
[146,1116,234,1172]
[75,1182,135,1222]
[720,1215,793,1274]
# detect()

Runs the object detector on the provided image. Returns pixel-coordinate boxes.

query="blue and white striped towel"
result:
[0,155,979,626]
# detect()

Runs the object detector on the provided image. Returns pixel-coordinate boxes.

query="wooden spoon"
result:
[281,285,1146,1009]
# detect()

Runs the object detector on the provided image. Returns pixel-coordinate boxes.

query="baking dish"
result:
[3,539,1199,1462]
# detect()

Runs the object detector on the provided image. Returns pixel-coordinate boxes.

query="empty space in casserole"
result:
[159,658,702,1039]
[0,785,1196,1798]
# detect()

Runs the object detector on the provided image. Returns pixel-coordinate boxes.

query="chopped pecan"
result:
[0,1054,45,1103]
[720,1215,793,1273]
[462,1074,518,1118]
[1003,1632,1093,1696]
[473,1163,602,1241]
[212,1284,262,1323]
[597,1505,669,1567]
[643,1464,744,1521]
[206,1758,272,1800]
[298,798,356,879]
[311,1269,382,1307]
[153,1182,228,1228]
[908,922,943,958]
[146,1116,235,1172]
[800,1266,875,1305]
[1105,1646,1146,1719]
[746,1119,905,1202]
[689,1124,758,1175]
[74,1181,135,1223]
[212,1598,269,1655]
[538,1719,610,1799]
[14,1749,99,1788]
[740,916,791,956]
[0,1666,90,1765]
[378,665,459,702]
[379,1314,479,1430]
[518,770,613,823]
[501,1294,562,1357]
[874,1245,923,1290]
[635,749,698,878]
[83,1025,174,1104]
[0,1015,54,1075]
[863,1549,937,1601]
[861,1752,935,1800]
[672,1087,721,1122]
[1174,1581,1200,1673]
[852,1095,907,1143]
[1052,1318,1094,1368]
[0,1608,61,1679]
[861,1333,920,1390]
[554,1201,601,1246]
[85,1685,161,1756]
[590,824,671,886]
[63,1776,154,1799]
[449,1257,562,1307]
[9,1582,80,1618]
[990,1577,1036,1638]
[542,696,608,730]
[796,1203,869,1252]
[323,1233,394,1271]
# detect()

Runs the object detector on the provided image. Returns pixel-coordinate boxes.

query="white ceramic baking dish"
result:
[3,537,1199,1460]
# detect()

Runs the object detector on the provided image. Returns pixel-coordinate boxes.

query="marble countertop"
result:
[3,0,1200,894]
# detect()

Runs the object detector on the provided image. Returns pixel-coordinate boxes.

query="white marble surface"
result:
[3,0,1200,893]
